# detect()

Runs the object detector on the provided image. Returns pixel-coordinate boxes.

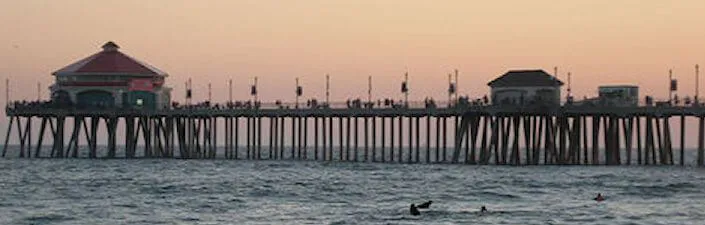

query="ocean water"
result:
[1,151,705,224]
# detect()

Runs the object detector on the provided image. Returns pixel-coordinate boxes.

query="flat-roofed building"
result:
[598,85,639,107]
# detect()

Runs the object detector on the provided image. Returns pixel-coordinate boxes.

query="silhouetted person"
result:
[480,206,488,213]
[594,193,605,202]
[410,204,420,216]
[417,200,432,209]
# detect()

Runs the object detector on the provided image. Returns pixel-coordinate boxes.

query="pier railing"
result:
[6,104,705,117]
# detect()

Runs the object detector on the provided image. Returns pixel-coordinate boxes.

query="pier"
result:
[4,104,705,166]
[3,41,703,166]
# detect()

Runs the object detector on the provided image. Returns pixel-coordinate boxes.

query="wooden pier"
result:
[3,105,705,166]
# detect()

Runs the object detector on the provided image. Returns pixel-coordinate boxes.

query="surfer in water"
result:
[417,200,433,209]
[410,204,420,216]
[593,193,605,202]
[480,206,488,213]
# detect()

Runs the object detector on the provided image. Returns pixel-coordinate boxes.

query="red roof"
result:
[53,41,167,77]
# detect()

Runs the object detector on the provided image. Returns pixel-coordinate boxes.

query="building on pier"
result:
[50,41,171,110]
[487,69,563,106]
[598,85,639,107]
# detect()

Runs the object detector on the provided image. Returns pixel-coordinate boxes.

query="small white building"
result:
[598,85,639,107]
[487,70,563,106]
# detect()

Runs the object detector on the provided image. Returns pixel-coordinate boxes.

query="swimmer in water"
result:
[417,200,433,209]
[410,204,420,216]
[593,193,605,202]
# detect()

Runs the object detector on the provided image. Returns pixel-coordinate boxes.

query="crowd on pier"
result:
[6,93,704,112]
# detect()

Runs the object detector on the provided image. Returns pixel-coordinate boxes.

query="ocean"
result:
[1,147,705,224]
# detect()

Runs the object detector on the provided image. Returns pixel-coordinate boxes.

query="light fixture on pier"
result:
[401,72,409,108]
[251,76,258,104]
[186,78,192,105]
[670,69,677,105]
[325,74,330,107]
[368,76,372,107]
[295,77,303,109]
[696,64,700,104]
[454,69,459,103]
[567,72,572,98]
[448,73,456,107]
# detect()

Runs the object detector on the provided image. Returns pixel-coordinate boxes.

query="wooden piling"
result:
[339,117,343,161]
[364,117,369,162]
[426,116,431,163]
[1,116,14,157]
[398,116,403,163]
[354,116,358,162]
[678,114,685,166]
[390,116,395,163]
[415,116,420,163]
[407,116,412,163]
[435,116,441,163]
[372,116,376,162]
[303,117,307,160]
[314,117,319,160]
[322,116,327,161]
[442,116,447,163]
[699,116,704,166]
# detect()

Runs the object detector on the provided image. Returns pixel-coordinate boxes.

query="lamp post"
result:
[295,77,302,109]
[186,78,192,105]
[251,76,258,105]
[447,73,453,107]
[669,69,674,104]
[325,74,330,107]
[368,76,372,107]
[696,64,700,104]
[402,72,409,107]
[567,72,572,100]
[454,69,459,103]
[229,79,233,104]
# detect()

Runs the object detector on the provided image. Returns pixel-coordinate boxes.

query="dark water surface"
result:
[1,157,705,224]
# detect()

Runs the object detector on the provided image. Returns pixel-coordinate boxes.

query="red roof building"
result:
[50,42,171,110]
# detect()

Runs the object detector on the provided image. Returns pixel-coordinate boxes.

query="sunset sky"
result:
[2,1,705,147]
[1,0,704,105]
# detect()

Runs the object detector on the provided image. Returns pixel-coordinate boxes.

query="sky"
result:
[0,0,705,146]
[1,0,704,104]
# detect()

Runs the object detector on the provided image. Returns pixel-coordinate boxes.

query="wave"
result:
[20,214,75,225]
[621,182,700,198]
